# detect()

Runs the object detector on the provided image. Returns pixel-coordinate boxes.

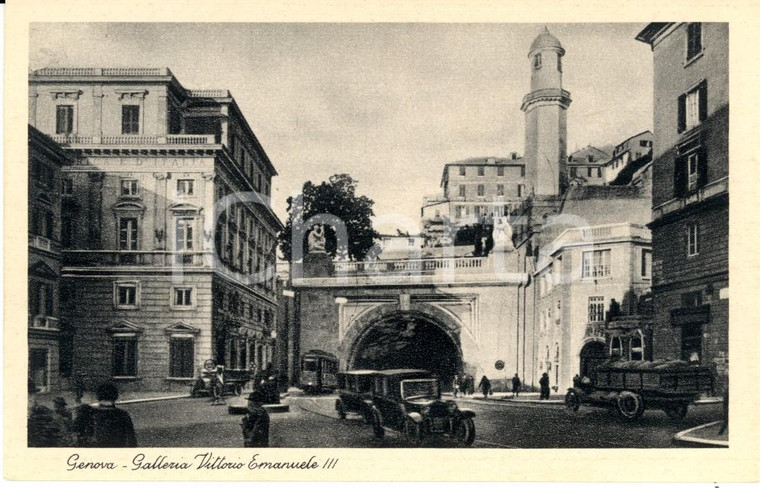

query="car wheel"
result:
[616,391,645,421]
[335,399,346,420]
[565,391,581,412]
[663,403,689,420]
[372,410,385,439]
[403,418,423,447]
[191,379,205,398]
[454,417,476,446]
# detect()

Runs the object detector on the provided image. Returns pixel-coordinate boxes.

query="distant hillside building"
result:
[604,130,653,185]
[567,145,610,186]
[28,67,283,392]
[637,23,729,392]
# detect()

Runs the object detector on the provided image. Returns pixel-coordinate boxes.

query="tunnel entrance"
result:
[350,312,462,390]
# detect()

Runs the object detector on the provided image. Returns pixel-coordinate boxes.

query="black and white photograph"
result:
[22,20,730,452]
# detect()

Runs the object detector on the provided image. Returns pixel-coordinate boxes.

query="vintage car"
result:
[190,365,249,398]
[565,359,715,421]
[367,369,476,446]
[334,370,377,422]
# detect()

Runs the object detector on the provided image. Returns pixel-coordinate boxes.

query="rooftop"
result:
[529,27,564,56]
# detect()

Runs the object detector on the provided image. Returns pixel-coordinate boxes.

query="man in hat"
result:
[88,383,137,447]
[241,390,270,447]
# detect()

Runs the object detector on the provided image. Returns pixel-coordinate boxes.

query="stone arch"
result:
[341,302,463,373]
[578,338,607,378]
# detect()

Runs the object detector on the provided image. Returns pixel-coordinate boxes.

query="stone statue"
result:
[307,224,326,253]
[492,216,515,252]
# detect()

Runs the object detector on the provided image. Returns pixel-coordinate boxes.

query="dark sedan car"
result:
[335,370,377,422]
[367,369,475,446]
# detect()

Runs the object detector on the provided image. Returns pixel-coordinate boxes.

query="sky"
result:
[29,23,653,234]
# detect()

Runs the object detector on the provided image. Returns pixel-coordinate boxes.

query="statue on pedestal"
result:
[307,224,326,254]
[492,216,515,252]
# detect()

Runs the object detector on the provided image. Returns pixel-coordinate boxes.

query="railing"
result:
[63,250,213,267]
[28,234,59,253]
[34,67,170,77]
[51,134,216,145]
[541,223,650,262]
[334,256,484,275]
[30,315,60,330]
[187,89,231,98]
[652,177,728,221]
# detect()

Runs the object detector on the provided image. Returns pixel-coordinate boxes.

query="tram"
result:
[299,349,339,393]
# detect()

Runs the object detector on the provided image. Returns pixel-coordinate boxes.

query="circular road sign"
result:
[494,360,505,371]
[204,359,216,371]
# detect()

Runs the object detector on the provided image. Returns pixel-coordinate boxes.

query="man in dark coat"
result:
[242,390,270,447]
[88,383,137,447]
[511,374,522,398]
[539,372,551,400]
[478,375,491,398]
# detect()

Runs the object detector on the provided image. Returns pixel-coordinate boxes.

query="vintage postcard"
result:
[5,0,760,482]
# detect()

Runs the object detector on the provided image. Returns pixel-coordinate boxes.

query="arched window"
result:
[610,337,622,357]
[534,53,542,69]
[630,332,644,360]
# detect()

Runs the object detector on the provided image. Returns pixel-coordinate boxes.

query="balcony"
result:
[51,134,216,146]
[34,67,172,77]
[29,315,60,330]
[28,234,60,253]
[653,177,728,221]
[334,256,485,276]
[63,250,214,267]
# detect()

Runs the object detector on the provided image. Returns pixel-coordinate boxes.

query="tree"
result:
[279,174,380,262]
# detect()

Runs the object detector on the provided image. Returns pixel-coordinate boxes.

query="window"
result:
[177,179,194,196]
[640,140,649,147]
[32,160,55,188]
[408,238,415,247]
[459,166,466,176]
[610,337,623,357]
[458,185,466,198]
[520,166,526,177]
[56,106,74,134]
[678,81,707,133]
[176,218,194,251]
[686,23,703,61]
[174,287,193,307]
[121,105,140,134]
[570,167,577,178]
[630,334,644,361]
[588,155,594,163]
[582,250,611,278]
[681,323,702,363]
[517,184,524,198]
[61,216,74,247]
[477,166,485,176]
[641,249,652,279]
[121,179,139,197]
[534,53,542,69]
[687,223,699,256]
[477,185,484,197]
[681,291,703,308]
[687,153,699,191]
[596,168,602,178]
[115,282,138,308]
[587,167,593,178]
[29,282,53,320]
[497,184,504,196]
[497,167,504,177]
[170,337,194,378]
[61,178,73,196]
[456,206,464,218]
[112,336,138,377]
[31,208,55,239]
[119,218,139,250]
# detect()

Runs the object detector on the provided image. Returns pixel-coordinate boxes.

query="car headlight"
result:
[308,382,313,386]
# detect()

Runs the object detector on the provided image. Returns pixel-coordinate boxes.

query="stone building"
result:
[603,130,653,185]
[28,67,282,392]
[28,125,68,393]
[637,23,729,392]
[567,145,610,186]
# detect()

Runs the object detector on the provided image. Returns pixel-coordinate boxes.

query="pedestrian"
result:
[210,367,225,405]
[87,383,138,447]
[28,403,64,447]
[52,397,76,446]
[539,372,551,400]
[452,375,460,398]
[72,402,96,447]
[241,390,270,447]
[511,374,522,398]
[478,375,491,398]
[466,375,475,396]
[572,374,582,388]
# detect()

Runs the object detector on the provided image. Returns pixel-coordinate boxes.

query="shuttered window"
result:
[113,337,138,377]
[170,337,194,378]
[121,105,140,134]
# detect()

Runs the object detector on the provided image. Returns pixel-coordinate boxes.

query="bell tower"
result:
[521,27,572,196]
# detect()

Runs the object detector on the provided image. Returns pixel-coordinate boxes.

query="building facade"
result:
[603,130,653,185]
[534,223,652,392]
[637,23,729,392]
[567,145,609,186]
[28,125,68,393]
[29,67,283,392]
